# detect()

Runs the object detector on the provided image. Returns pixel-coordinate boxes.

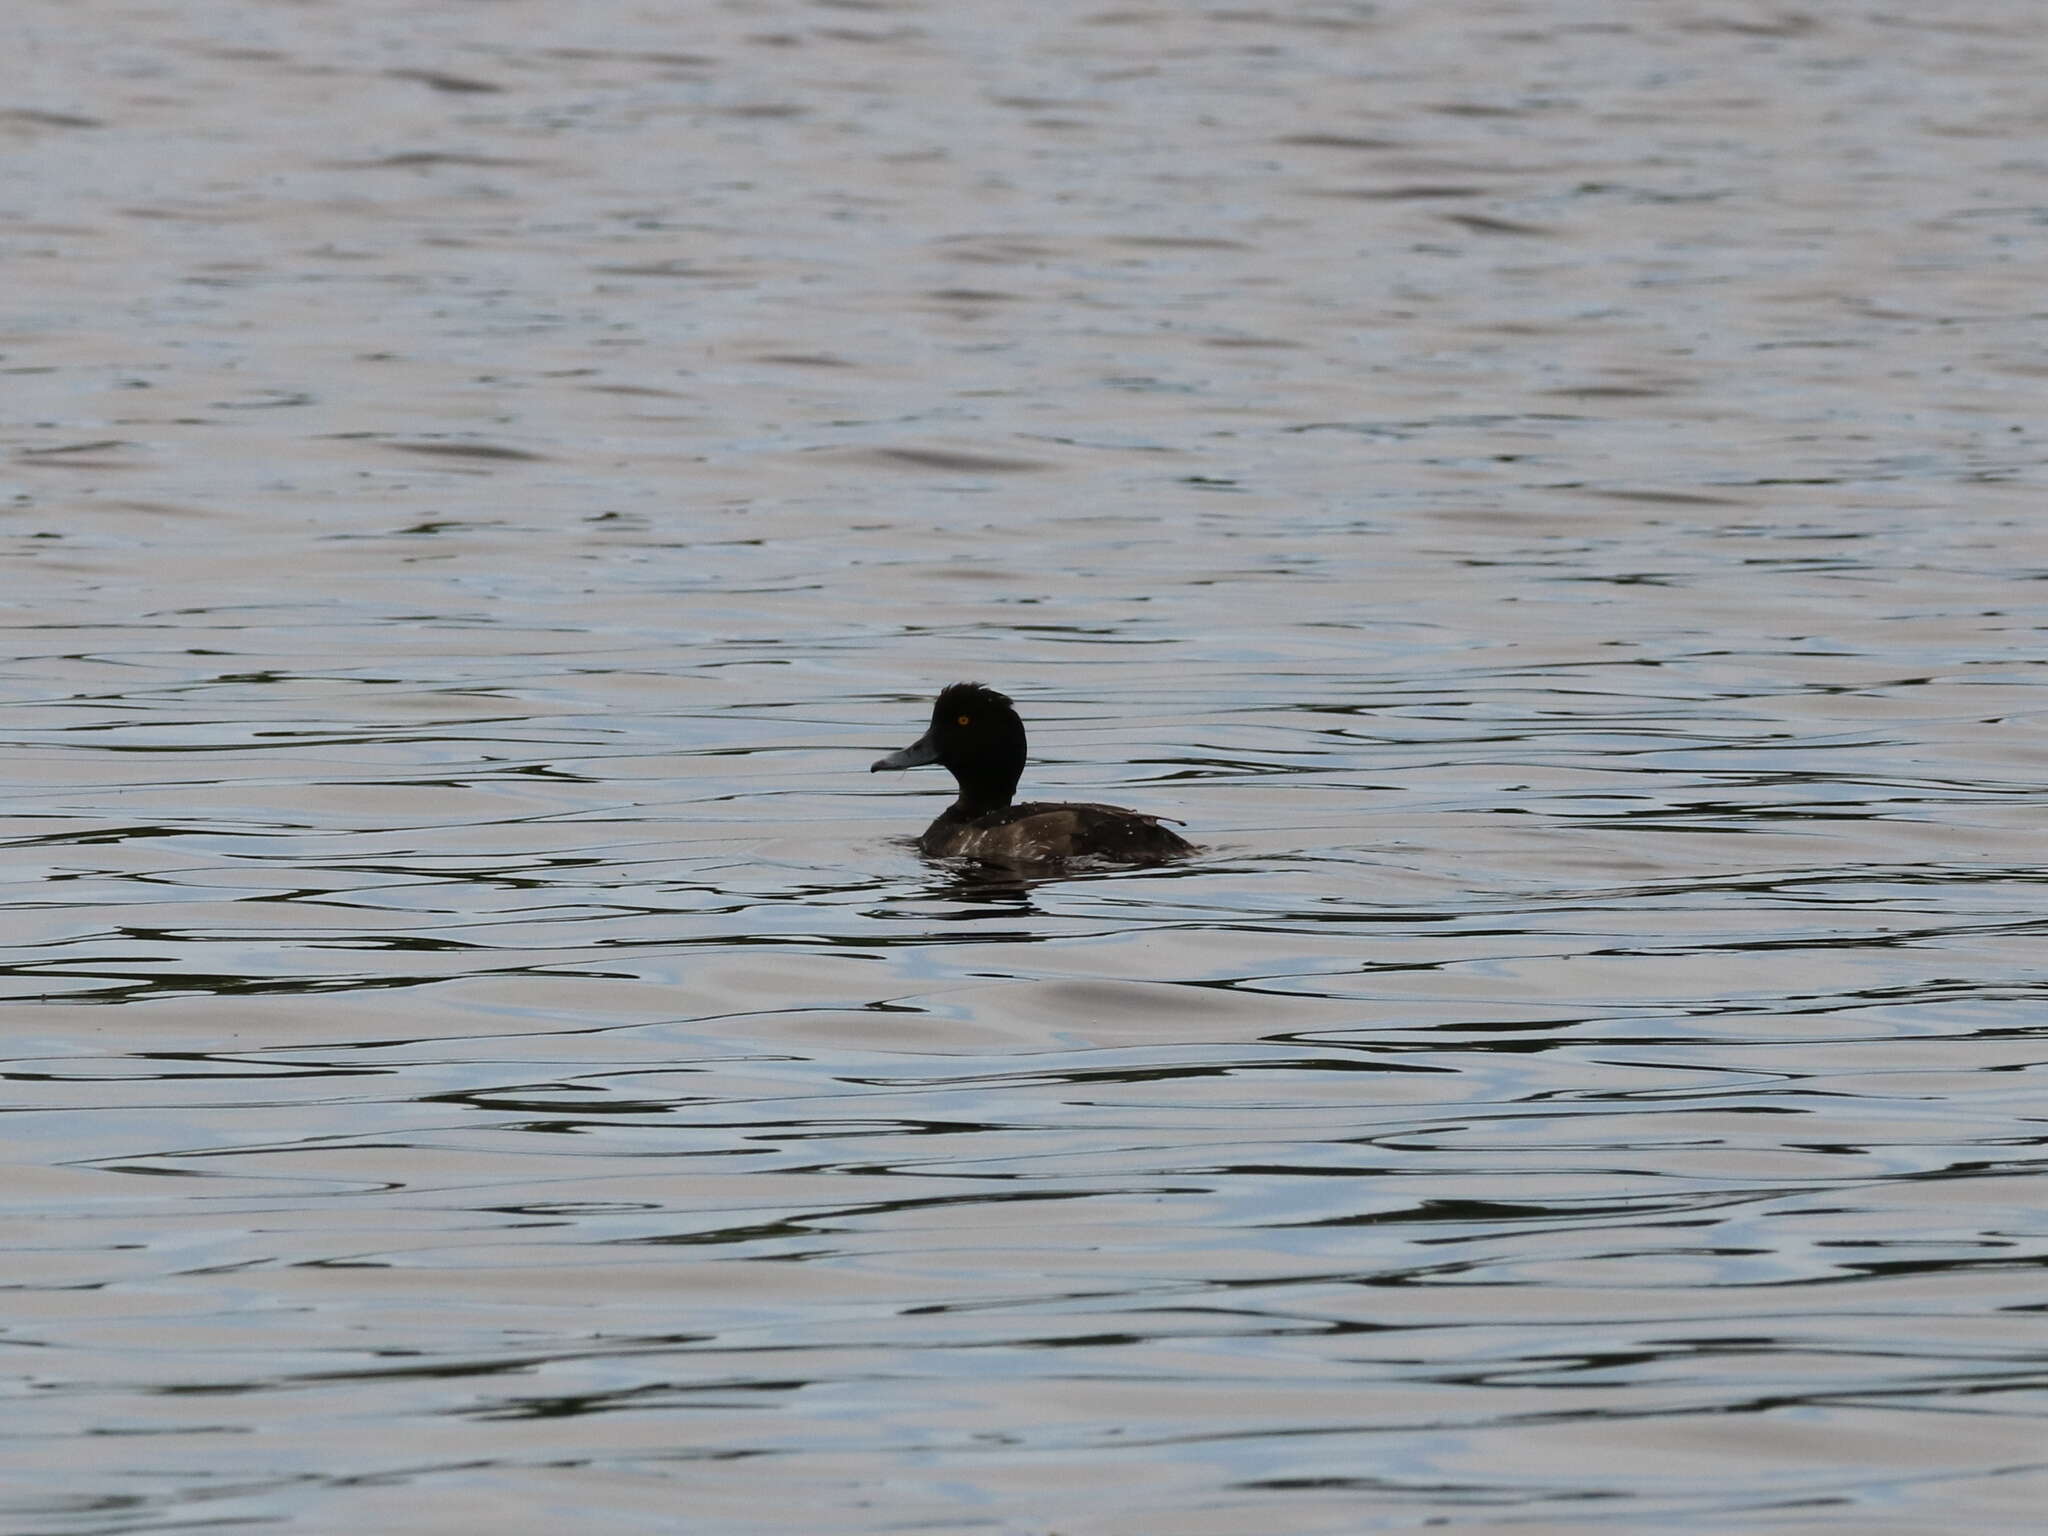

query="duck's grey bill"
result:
[871,734,940,772]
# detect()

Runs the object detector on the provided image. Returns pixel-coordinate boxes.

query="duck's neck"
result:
[947,766,1019,819]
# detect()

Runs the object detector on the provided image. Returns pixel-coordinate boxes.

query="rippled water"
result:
[7,1,2048,1532]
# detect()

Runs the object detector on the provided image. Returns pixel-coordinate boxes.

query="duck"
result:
[871,682,1193,867]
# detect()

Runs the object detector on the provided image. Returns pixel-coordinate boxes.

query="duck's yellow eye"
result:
[957,714,972,726]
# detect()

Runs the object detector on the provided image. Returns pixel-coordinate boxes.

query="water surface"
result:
[5,2,2048,1532]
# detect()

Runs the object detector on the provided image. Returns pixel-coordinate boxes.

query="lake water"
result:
[6,2,2048,1532]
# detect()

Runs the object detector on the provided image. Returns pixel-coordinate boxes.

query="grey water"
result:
[5,2,2048,1532]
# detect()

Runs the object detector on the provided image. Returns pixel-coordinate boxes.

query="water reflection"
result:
[913,865,1045,913]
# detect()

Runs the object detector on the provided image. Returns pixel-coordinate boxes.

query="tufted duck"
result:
[871,682,1193,867]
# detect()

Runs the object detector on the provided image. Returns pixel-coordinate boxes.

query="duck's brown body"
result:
[872,683,1194,870]
[918,800,1191,866]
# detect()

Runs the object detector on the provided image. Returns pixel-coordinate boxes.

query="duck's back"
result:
[921,801,1192,866]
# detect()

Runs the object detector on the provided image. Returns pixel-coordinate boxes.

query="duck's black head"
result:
[871,681,1027,813]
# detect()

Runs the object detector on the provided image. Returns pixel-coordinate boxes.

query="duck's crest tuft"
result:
[934,680,1013,713]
